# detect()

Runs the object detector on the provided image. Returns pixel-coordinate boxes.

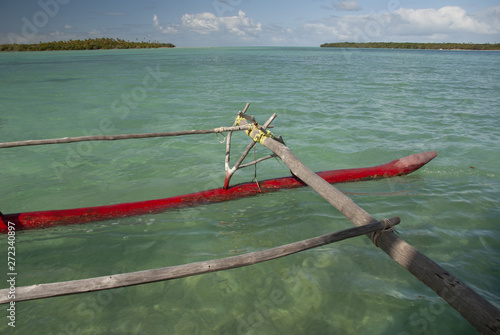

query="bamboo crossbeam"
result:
[0,125,273,149]
[242,117,500,335]
[0,217,399,304]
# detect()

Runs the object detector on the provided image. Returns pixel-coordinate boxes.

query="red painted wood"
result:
[0,151,437,233]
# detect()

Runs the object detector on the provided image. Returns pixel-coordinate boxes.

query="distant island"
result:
[0,38,175,52]
[320,42,500,51]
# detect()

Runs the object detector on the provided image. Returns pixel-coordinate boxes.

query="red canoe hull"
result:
[0,151,437,233]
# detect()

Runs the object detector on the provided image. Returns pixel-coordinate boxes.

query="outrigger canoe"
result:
[0,151,437,233]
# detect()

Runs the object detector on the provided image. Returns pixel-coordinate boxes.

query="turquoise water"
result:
[0,47,499,334]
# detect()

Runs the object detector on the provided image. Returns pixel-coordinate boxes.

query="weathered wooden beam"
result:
[244,120,500,335]
[0,217,399,304]
[0,124,273,149]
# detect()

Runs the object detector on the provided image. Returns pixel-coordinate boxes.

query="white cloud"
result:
[477,5,500,27]
[394,6,493,35]
[218,10,262,36]
[320,0,361,12]
[297,5,500,44]
[303,14,373,41]
[334,1,361,11]
[154,10,261,38]
[303,22,351,41]
[153,14,179,34]
[63,24,72,29]
[182,12,222,34]
[150,5,499,46]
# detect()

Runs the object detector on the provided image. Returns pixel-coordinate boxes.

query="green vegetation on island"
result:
[320,42,500,51]
[0,38,175,52]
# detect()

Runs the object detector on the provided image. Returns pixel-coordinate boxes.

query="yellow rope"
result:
[234,116,245,126]
[246,125,274,144]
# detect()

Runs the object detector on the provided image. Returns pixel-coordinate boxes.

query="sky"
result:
[1,0,499,47]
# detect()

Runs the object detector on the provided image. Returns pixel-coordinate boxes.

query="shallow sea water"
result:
[0,47,499,334]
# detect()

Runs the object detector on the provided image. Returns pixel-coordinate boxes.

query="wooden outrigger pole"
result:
[0,218,400,303]
[1,104,498,334]
[237,108,500,335]
[0,124,273,149]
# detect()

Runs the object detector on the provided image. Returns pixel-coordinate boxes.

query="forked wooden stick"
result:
[223,104,277,189]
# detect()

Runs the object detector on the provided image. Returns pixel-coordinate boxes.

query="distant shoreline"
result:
[320,42,500,51]
[0,38,175,52]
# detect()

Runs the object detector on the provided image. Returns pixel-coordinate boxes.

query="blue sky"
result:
[1,0,499,46]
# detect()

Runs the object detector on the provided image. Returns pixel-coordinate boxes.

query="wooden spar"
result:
[0,217,400,304]
[0,124,273,149]
[243,117,500,334]
[223,104,277,189]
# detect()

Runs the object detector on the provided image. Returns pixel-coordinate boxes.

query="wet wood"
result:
[0,124,273,149]
[248,125,500,335]
[0,217,399,304]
